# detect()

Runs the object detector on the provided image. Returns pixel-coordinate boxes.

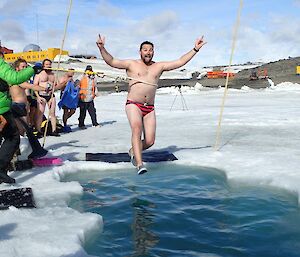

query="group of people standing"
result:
[34,60,100,135]
[0,54,100,184]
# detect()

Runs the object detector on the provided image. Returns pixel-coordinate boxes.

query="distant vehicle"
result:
[249,69,259,80]
[249,68,268,80]
[206,70,235,79]
[296,66,300,75]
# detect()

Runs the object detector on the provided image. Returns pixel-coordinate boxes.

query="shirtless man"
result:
[96,35,206,174]
[10,58,48,159]
[34,59,60,137]
[10,58,44,134]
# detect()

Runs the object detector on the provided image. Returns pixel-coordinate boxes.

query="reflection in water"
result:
[131,198,159,256]
[67,166,300,257]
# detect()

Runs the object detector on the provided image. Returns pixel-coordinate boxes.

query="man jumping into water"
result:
[96,35,206,174]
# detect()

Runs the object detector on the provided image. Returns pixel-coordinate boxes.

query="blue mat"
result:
[86,151,178,163]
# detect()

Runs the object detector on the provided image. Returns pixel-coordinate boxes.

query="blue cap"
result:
[34,62,42,68]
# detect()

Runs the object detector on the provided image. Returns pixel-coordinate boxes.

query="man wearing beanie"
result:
[78,65,99,129]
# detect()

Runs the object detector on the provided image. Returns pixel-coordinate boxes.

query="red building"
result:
[0,41,13,54]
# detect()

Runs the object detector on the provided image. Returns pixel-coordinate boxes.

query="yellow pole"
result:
[214,0,243,151]
[47,67,103,75]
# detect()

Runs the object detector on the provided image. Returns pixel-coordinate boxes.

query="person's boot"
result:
[14,159,33,171]
[63,125,72,133]
[49,130,60,137]
[34,131,43,138]
[28,148,48,159]
[0,172,16,184]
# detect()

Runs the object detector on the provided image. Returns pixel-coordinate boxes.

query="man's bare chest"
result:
[134,65,161,79]
[40,73,55,83]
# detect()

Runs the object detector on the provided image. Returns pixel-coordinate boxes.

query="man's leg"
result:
[87,101,99,126]
[125,105,144,167]
[68,109,76,120]
[0,111,20,183]
[48,97,57,132]
[15,117,26,136]
[29,100,37,128]
[10,103,48,158]
[64,108,76,127]
[17,117,48,159]
[78,101,87,127]
[63,108,69,126]
[11,102,28,136]
[36,98,46,133]
[142,110,156,150]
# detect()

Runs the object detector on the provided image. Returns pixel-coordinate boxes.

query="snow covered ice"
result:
[0,81,300,256]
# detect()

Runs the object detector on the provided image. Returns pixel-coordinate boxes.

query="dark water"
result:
[65,164,300,257]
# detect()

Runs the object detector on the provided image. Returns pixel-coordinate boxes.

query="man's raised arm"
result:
[96,34,131,70]
[161,36,207,71]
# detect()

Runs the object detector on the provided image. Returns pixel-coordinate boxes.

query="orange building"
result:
[0,41,13,54]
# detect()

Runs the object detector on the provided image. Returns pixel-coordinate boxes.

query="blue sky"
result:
[1,0,300,68]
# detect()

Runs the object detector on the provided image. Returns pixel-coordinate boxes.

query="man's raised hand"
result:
[195,36,207,51]
[96,34,105,48]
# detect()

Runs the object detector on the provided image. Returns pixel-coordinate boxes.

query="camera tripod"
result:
[170,85,188,111]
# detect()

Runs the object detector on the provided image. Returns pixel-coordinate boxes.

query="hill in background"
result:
[199,56,300,89]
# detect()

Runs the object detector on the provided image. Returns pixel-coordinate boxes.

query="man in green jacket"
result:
[0,55,37,184]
